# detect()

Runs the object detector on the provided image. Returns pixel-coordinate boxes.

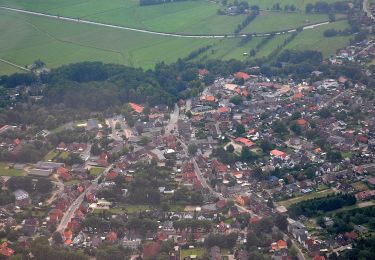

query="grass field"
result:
[0,162,25,176]
[44,150,59,161]
[0,60,22,74]
[0,9,217,71]
[242,11,328,33]
[180,248,205,260]
[89,167,104,177]
[278,188,336,208]
[285,20,352,58]
[0,0,352,74]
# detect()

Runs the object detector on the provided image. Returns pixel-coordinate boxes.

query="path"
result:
[1,6,334,39]
[0,58,30,72]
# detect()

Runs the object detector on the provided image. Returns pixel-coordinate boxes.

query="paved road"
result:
[363,0,375,21]
[46,178,64,205]
[56,164,113,233]
[165,104,179,135]
[1,6,334,39]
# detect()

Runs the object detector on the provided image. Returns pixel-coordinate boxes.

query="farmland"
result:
[0,0,353,74]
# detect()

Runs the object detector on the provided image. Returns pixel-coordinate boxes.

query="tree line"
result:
[288,194,356,217]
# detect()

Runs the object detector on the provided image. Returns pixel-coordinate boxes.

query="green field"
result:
[0,162,25,176]
[242,11,328,33]
[89,167,105,177]
[0,9,216,71]
[277,188,336,208]
[0,0,352,74]
[0,60,23,74]
[285,20,352,58]
[180,248,205,260]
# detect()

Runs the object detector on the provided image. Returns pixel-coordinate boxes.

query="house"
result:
[106,231,118,242]
[129,102,144,113]
[235,137,255,147]
[49,208,64,223]
[0,242,14,258]
[235,195,249,206]
[270,149,287,159]
[271,240,288,251]
[86,119,99,131]
[235,72,250,81]
[28,168,53,177]
[13,189,30,207]
[142,241,161,259]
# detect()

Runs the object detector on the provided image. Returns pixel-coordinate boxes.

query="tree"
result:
[274,214,288,231]
[236,124,245,135]
[185,110,193,118]
[35,179,53,193]
[241,147,255,162]
[226,144,234,153]
[188,144,198,155]
[52,232,63,245]
[230,95,242,105]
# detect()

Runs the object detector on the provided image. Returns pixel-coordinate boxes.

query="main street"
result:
[56,164,113,233]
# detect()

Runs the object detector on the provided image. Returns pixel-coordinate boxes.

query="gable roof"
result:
[129,102,144,113]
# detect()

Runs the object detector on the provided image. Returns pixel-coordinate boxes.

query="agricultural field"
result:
[0,60,22,74]
[285,20,352,58]
[0,0,352,74]
[242,11,329,34]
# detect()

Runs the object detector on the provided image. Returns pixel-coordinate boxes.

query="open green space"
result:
[89,167,105,177]
[0,9,216,70]
[44,150,59,161]
[180,247,205,260]
[242,11,328,33]
[277,188,336,208]
[285,20,352,58]
[0,162,25,176]
[0,60,22,75]
[0,0,351,73]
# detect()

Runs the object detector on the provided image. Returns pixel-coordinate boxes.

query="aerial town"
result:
[0,61,374,260]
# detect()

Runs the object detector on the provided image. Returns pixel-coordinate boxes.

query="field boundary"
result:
[0,6,336,39]
[0,58,29,72]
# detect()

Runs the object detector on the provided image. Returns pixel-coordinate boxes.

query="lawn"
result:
[180,248,205,260]
[89,167,105,177]
[44,150,59,161]
[0,162,25,176]
[351,181,369,191]
[278,188,336,208]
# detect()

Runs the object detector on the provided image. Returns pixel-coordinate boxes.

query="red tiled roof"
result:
[270,149,287,158]
[235,72,250,81]
[235,137,255,147]
[129,102,144,113]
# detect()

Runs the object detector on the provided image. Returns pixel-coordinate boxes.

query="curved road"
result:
[1,6,330,39]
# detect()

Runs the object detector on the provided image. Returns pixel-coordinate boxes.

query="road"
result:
[56,164,113,233]
[46,178,64,205]
[1,6,335,39]
[363,0,375,21]
[165,104,180,135]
